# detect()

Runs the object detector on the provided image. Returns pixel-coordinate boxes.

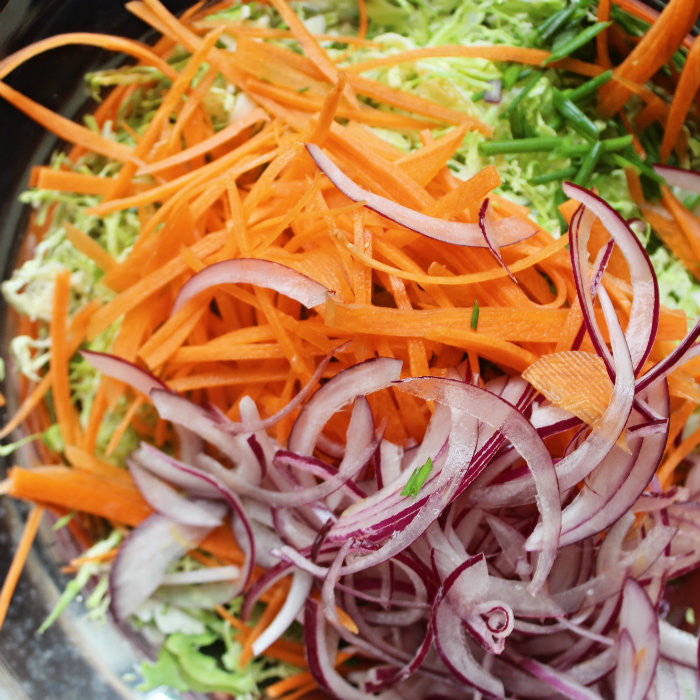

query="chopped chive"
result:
[573,140,603,186]
[479,136,564,155]
[502,71,542,116]
[610,5,649,36]
[564,69,614,102]
[612,153,665,183]
[298,86,310,93]
[544,22,612,65]
[547,114,564,131]
[509,108,526,139]
[502,64,522,90]
[531,166,578,185]
[471,300,479,330]
[552,90,599,140]
[537,3,579,42]
[557,134,633,156]
[472,89,486,102]
[401,457,434,497]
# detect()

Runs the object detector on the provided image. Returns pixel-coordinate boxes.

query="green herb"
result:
[471,300,479,330]
[552,90,599,140]
[531,166,578,185]
[479,136,565,155]
[558,134,633,156]
[501,64,522,90]
[502,71,542,116]
[574,141,603,186]
[564,69,614,102]
[401,457,433,497]
[544,22,612,65]
[537,0,590,42]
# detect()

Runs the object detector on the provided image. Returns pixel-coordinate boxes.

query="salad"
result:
[1,0,700,698]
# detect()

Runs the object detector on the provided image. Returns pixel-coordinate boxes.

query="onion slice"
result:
[563,181,659,374]
[109,514,213,622]
[306,143,536,248]
[615,579,659,700]
[172,258,332,315]
[652,163,700,194]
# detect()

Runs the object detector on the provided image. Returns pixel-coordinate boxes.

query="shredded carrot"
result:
[660,37,700,161]
[598,0,700,116]
[0,81,139,164]
[0,505,44,630]
[49,270,81,448]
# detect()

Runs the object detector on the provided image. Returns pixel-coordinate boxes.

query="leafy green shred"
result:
[38,530,122,634]
[139,612,300,697]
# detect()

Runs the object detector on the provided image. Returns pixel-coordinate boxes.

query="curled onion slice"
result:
[306,143,536,248]
[109,514,213,622]
[172,258,332,315]
[653,163,700,194]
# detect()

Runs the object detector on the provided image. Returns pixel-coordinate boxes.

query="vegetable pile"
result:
[1,0,700,698]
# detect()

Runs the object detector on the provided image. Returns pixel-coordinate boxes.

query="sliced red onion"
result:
[431,556,505,699]
[548,381,668,547]
[110,514,213,622]
[222,350,337,435]
[478,284,633,506]
[288,357,402,457]
[304,598,401,700]
[171,258,332,315]
[160,566,241,585]
[615,579,659,700]
[636,318,700,393]
[306,143,536,248]
[128,460,228,528]
[150,389,248,462]
[133,448,257,598]
[81,349,167,395]
[513,654,605,700]
[130,443,223,500]
[483,79,502,104]
[251,569,312,657]
[397,376,560,593]
[479,199,517,284]
[80,351,201,457]
[653,164,700,195]
[563,181,659,375]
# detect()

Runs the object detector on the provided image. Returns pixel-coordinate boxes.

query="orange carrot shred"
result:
[0,505,44,631]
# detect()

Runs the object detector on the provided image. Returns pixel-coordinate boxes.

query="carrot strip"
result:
[0,81,138,164]
[267,0,359,107]
[0,32,177,82]
[49,270,81,447]
[105,397,145,457]
[596,0,613,68]
[238,585,287,668]
[0,505,44,631]
[334,230,569,286]
[63,222,117,273]
[658,422,700,488]
[660,37,700,161]
[661,186,700,263]
[598,0,700,115]
[343,45,604,77]
[5,466,243,562]
[87,231,225,339]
